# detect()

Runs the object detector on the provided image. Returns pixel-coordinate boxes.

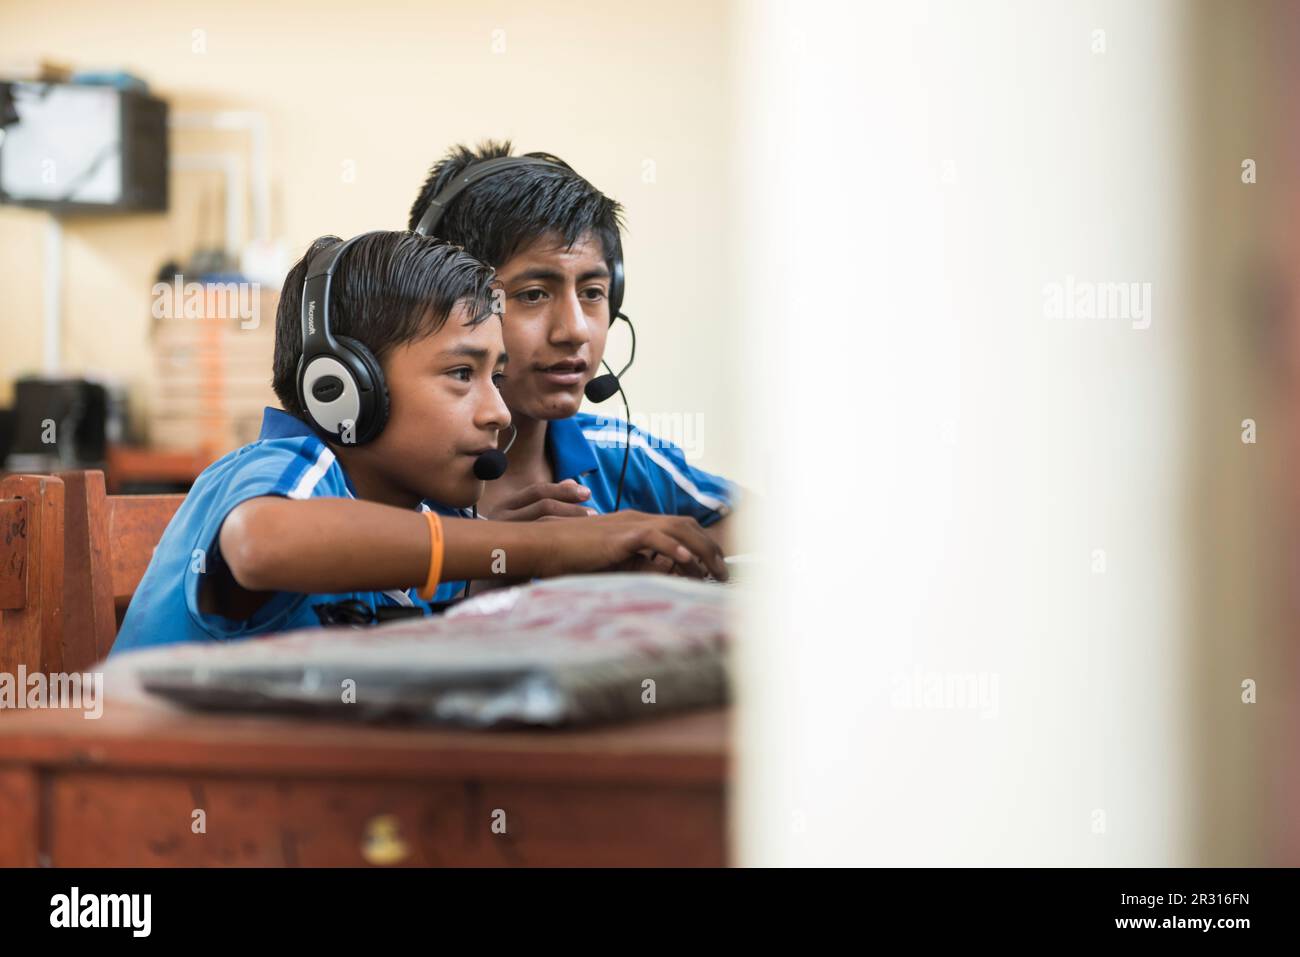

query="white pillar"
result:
[733,0,1191,865]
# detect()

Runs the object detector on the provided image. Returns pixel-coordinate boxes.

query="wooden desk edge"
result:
[0,705,731,787]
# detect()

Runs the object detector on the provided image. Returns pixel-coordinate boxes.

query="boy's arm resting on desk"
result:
[217,496,729,597]
[218,496,430,595]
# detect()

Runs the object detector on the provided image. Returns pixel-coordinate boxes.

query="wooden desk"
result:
[104,444,215,493]
[0,703,729,867]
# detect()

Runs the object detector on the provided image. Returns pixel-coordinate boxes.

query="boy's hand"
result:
[537,511,728,581]
[485,479,596,521]
[608,551,694,576]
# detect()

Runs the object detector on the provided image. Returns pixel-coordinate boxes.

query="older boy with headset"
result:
[408,143,737,549]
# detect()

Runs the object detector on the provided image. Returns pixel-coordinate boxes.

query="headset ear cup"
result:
[336,336,390,444]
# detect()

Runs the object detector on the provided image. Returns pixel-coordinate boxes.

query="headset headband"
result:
[413,155,572,238]
[301,231,384,357]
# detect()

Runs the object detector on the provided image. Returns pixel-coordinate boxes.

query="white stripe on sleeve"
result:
[582,428,730,514]
[287,444,337,500]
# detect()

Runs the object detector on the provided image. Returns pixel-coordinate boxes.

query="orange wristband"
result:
[418,510,444,601]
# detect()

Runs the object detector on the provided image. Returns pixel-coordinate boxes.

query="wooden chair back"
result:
[0,473,65,674]
[59,470,184,670]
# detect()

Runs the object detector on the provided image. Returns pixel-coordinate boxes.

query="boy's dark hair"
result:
[272,231,496,418]
[407,140,624,272]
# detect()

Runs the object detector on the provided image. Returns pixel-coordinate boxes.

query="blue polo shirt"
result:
[546,413,734,525]
[111,408,467,654]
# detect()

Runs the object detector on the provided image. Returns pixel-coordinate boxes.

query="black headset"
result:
[413,153,638,508]
[296,231,392,446]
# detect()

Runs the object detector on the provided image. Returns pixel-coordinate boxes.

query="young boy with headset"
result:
[111,231,726,653]
[408,143,737,550]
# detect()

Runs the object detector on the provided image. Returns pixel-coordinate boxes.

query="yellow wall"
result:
[0,0,739,477]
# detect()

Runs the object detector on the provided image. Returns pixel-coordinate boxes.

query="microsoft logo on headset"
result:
[307,300,317,336]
